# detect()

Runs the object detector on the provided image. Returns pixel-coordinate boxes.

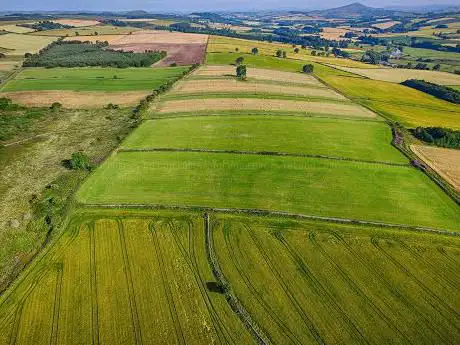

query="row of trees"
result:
[413,127,460,149]
[23,41,166,68]
[19,21,73,31]
[401,79,460,104]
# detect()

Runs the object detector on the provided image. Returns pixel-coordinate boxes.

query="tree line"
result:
[413,127,460,149]
[23,41,166,68]
[401,79,460,104]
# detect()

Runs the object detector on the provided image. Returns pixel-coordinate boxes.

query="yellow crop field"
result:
[0,24,34,33]
[327,65,460,85]
[411,145,460,191]
[0,33,56,55]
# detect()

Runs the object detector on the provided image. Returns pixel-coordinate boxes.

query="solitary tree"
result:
[235,47,239,52]
[294,47,299,53]
[311,50,317,56]
[236,65,247,80]
[276,49,283,58]
[235,56,244,65]
[50,102,62,112]
[302,64,314,73]
[282,51,287,58]
[251,47,259,55]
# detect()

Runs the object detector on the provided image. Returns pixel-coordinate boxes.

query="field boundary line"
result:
[117,147,409,167]
[204,213,272,345]
[50,264,64,345]
[89,223,100,345]
[81,204,460,236]
[148,111,384,123]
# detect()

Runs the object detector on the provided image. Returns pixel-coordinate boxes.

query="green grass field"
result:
[121,116,406,163]
[0,210,254,345]
[76,151,460,230]
[1,210,458,344]
[213,214,460,344]
[29,24,141,37]
[1,67,189,92]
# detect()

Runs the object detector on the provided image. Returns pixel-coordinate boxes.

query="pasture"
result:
[411,145,460,191]
[76,151,460,230]
[154,98,376,118]
[328,65,460,86]
[213,214,460,344]
[1,67,188,92]
[0,210,254,345]
[52,19,100,27]
[121,116,406,163]
[0,33,56,55]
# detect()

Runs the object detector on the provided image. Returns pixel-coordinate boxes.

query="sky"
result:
[0,0,455,13]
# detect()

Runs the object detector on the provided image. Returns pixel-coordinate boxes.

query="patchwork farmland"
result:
[1,12,460,345]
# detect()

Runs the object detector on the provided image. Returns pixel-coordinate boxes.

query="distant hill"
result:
[386,4,460,14]
[308,2,411,18]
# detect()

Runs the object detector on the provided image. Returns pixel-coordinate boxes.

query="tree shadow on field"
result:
[206,281,226,294]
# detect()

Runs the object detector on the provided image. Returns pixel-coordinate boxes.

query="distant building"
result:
[390,48,403,59]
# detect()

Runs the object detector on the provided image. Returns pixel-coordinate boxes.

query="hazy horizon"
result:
[0,0,456,13]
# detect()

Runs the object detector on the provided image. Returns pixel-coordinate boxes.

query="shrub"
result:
[66,152,93,171]
[0,97,20,110]
[251,47,259,55]
[50,102,62,111]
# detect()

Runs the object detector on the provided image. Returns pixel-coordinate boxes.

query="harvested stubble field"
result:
[0,210,254,345]
[52,19,100,27]
[154,98,376,118]
[193,65,326,86]
[0,33,56,55]
[121,115,406,163]
[411,145,460,191]
[0,90,150,108]
[0,24,34,34]
[328,64,460,86]
[213,214,460,344]
[115,30,208,44]
[76,151,460,230]
[170,79,345,99]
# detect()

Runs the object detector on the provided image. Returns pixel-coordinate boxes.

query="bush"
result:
[65,152,93,171]
[0,97,20,110]
[50,102,62,111]
[251,47,258,55]
[401,79,460,104]
[302,64,314,73]
[235,56,244,65]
